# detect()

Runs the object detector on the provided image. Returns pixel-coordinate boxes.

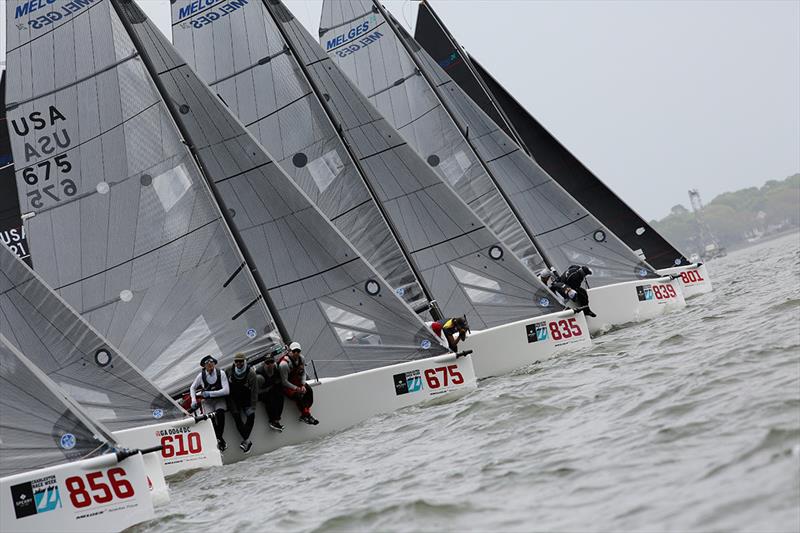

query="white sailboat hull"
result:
[585,277,686,334]
[218,352,477,464]
[461,310,591,379]
[0,453,154,533]
[114,417,222,477]
[657,263,713,298]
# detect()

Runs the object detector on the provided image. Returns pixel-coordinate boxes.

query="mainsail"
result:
[413,1,690,270]
[0,72,30,266]
[321,0,660,286]
[112,0,449,377]
[0,332,111,477]
[171,0,560,330]
[0,241,186,431]
[5,0,283,393]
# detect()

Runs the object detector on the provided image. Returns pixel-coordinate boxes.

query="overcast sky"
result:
[3,0,798,220]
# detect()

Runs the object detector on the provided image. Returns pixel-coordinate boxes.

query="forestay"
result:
[0,241,185,431]
[5,0,282,394]
[321,1,660,287]
[413,2,690,270]
[114,0,448,377]
[0,332,111,478]
[172,0,560,330]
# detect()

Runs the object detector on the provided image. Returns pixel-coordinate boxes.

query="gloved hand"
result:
[245,407,255,417]
[202,391,211,399]
[566,289,578,300]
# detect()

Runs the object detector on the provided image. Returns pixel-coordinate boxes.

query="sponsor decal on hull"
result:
[393,365,465,397]
[525,317,585,347]
[10,475,60,519]
[636,283,678,303]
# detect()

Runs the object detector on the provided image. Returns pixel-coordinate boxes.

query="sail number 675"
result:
[424,365,464,389]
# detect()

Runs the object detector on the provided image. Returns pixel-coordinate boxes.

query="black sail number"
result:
[23,154,76,209]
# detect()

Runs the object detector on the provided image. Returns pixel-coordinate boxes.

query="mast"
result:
[110,0,291,342]
[372,0,558,272]
[419,0,532,159]
[261,0,443,321]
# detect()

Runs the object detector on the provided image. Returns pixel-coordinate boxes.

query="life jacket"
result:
[278,354,305,382]
[200,368,223,392]
[430,318,459,338]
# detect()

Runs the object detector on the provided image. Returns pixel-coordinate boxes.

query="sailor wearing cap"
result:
[278,342,319,425]
[189,354,230,451]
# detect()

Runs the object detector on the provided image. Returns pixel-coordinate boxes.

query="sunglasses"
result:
[291,349,301,353]
[234,360,246,365]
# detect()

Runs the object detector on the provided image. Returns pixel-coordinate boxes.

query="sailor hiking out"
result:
[190,355,230,451]
[429,316,470,352]
[256,352,285,431]
[225,353,261,453]
[539,266,598,318]
[279,342,319,425]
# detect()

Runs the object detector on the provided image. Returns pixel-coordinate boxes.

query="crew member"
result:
[256,352,285,431]
[539,267,597,318]
[225,353,260,453]
[190,355,230,451]
[279,342,319,425]
[430,316,469,352]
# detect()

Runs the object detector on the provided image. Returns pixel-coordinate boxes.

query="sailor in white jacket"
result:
[190,355,230,451]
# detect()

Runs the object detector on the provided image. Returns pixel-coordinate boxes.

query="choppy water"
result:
[133,232,800,533]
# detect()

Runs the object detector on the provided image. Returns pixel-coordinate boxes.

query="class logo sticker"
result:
[246,328,257,339]
[10,475,61,519]
[59,433,76,450]
[420,339,431,349]
[636,285,654,301]
[152,408,164,420]
[525,322,548,343]
[393,370,422,395]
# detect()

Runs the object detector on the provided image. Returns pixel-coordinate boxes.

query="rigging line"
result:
[243,91,314,128]
[209,49,290,86]
[6,52,140,109]
[318,8,373,36]
[266,256,361,292]
[411,226,485,254]
[54,217,221,292]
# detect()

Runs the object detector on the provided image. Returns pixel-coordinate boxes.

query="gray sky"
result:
[3,0,798,220]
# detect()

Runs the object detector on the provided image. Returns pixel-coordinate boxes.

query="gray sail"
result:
[1,72,31,267]
[0,332,111,478]
[171,0,560,330]
[321,1,659,286]
[172,1,428,313]
[5,0,283,394]
[113,0,448,377]
[1,241,186,431]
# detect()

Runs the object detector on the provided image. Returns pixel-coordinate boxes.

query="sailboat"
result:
[5,0,476,466]
[412,0,712,298]
[171,0,591,379]
[320,0,687,334]
[0,236,222,477]
[0,333,156,533]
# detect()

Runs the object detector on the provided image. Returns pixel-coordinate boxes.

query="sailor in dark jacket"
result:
[539,267,597,318]
[255,353,285,432]
[225,353,260,453]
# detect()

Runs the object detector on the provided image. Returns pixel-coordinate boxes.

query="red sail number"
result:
[161,432,203,458]
[679,270,705,284]
[65,468,135,509]
[548,318,583,340]
[652,284,677,300]
[424,365,464,389]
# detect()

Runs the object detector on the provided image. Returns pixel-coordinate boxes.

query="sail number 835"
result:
[22,155,77,208]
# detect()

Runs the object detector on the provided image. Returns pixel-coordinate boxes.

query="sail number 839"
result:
[22,155,77,208]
